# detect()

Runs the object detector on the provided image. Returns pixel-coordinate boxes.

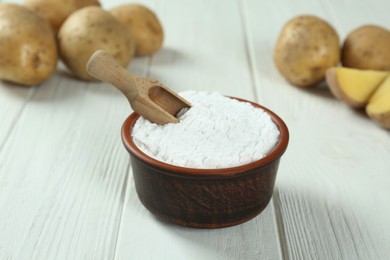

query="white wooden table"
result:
[1,0,389,259]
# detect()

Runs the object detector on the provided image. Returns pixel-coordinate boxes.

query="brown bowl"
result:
[121,97,289,228]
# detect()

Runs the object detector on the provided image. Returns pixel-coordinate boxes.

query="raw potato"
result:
[326,67,389,107]
[274,15,340,87]
[110,4,163,56]
[25,0,100,34]
[366,76,390,129]
[342,25,390,71]
[58,6,134,81]
[0,4,57,85]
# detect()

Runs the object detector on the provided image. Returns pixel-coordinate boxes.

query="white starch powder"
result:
[132,91,280,169]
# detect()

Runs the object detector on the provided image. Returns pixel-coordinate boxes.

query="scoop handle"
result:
[86,50,138,101]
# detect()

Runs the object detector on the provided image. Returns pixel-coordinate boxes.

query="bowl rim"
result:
[121,97,289,178]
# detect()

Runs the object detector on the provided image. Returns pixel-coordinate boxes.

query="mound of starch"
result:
[132,91,280,169]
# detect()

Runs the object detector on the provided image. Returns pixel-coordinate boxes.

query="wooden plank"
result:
[243,0,390,259]
[0,83,33,151]
[0,62,145,259]
[0,0,148,258]
[116,176,281,260]
[109,0,256,99]
[0,0,151,258]
[2,0,389,259]
[113,0,283,259]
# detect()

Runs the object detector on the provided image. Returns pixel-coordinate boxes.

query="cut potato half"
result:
[366,76,390,129]
[326,67,389,107]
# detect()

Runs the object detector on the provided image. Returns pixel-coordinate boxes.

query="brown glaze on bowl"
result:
[121,97,289,228]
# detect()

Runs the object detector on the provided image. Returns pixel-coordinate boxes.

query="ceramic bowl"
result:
[121,97,289,228]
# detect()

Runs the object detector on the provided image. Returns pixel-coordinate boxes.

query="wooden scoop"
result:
[86,50,191,124]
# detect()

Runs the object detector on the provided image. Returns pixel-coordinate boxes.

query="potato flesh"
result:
[367,76,390,114]
[336,68,388,103]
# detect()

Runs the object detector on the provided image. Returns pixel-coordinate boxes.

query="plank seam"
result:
[112,53,152,259]
[323,0,346,36]
[238,1,287,258]
[0,87,35,158]
[112,161,131,260]
[111,30,153,259]
[145,56,153,78]
[237,0,260,102]
[272,188,290,260]
[325,203,345,259]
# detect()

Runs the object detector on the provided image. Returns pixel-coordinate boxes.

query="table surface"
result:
[1,0,389,259]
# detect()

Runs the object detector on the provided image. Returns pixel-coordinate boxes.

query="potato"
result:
[110,4,163,56]
[326,67,389,107]
[0,4,57,85]
[25,0,100,34]
[274,15,340,87]
[58,6,134,81]
[342,25,390,71]
[366,76,390,129]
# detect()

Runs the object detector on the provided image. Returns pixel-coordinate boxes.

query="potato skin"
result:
[25,0,100,34]
[342,25,390,71]
[110,4,163,56]
[58,6,134,81]
[367,110,390,129]
[274,15,340,87]
[0,4,57,85]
